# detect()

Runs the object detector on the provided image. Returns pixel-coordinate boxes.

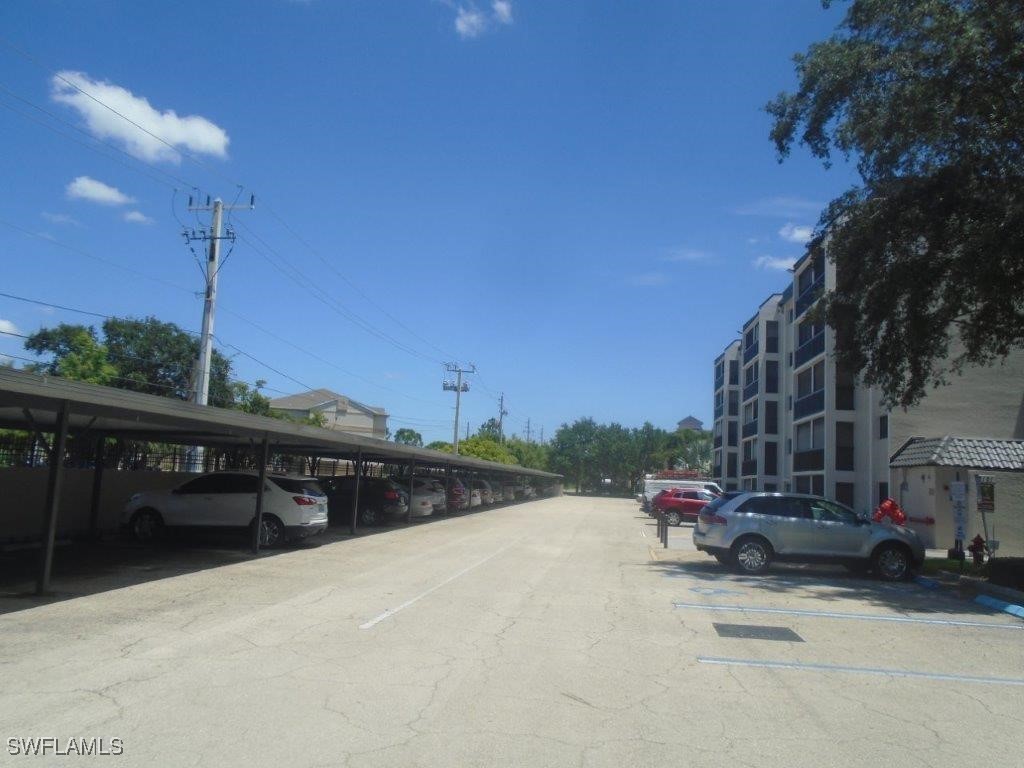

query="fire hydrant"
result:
[967,534,987,566]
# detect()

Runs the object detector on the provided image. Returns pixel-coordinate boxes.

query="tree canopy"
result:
[768,0,1024,406]
[393,428,424,447]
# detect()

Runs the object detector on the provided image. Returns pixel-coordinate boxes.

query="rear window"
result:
[271,477,324,496]
[701,494,733,514]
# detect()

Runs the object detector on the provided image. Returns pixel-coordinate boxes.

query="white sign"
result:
[950,482,968,541]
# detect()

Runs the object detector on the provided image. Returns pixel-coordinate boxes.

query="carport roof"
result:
[890,436,1024,472]
[0,368,559,478]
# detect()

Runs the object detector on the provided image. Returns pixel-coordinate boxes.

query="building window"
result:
[878,482,889,504]
[879,414,889,439]
[727,453,738,478]
[766,360,779,393]
[812,475,824,496]
[728,390,739,416]
[764,441,778,476]
[728,421,738,447]
[786,438,792,455]
[729,359,739,385]
[835,482,855,507]
[766,321,779,354]
[766,401,778,434]
[795,475,811,494]
[764,483,777,492]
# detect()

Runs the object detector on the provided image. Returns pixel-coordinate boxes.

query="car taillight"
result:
[293,495,318,506]
[699,509,727,525]
[383,490,399,500]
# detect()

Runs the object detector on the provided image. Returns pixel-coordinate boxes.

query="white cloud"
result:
[66,176,134,206]
[124,210,154,225]
[662,247,711,263]
[735,196,823,218]
[41,212,81,226]
[492,1,513,24]
[753,255,797,272]
[779,223,813,244]
[51,71,229,164]
[628,272,670,287]
[0,319,20,336]
[455,7,487,38]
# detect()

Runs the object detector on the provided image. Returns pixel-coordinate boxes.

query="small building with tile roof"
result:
[269,388,388,438]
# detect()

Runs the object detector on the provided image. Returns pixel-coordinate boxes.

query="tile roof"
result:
[268,389,387,416]
[889,436,1024,472]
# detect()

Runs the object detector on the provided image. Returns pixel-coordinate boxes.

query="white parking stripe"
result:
[673,602,1023,630]
[697,656,1024,687]
[359,538,522,629]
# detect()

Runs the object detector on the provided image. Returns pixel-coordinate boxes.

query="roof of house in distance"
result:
[890,436,1024,472]
[269,388,387,416]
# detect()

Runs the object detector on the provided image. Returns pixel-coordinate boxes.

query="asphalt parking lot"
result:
[2,497,1021,767]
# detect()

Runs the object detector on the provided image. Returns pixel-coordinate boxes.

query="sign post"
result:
[975,474,997,556]
[949,481,967,566]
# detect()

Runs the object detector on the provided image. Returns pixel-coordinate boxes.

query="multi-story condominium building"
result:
[711,248,1024,552]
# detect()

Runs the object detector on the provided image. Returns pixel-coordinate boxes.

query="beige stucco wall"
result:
[892,466,1024,556]
[0,469,193,543]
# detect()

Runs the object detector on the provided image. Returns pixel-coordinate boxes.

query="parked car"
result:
[471,479,494,505]
[501,482,518,503]
[410,476,447,514]
[122,471,328,547]
[489,482,505,503]
[692,492,925,581]
[392,477,435,518]
[318,475,407,527]
[468,488,482,507]
[448,477,470,510]
[653,488,717,525]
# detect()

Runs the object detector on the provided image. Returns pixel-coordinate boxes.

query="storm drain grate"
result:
[713,623,804,642]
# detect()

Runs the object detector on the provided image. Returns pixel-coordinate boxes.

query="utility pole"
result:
[183,193,253,471]
[465,421,470,440]
[184,193,254,406]
[525,418,532,443]
[443,362,475,455]
[497,392,508,442]
[540,426,544,444]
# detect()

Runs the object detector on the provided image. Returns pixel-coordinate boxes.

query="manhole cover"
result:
[713,623,804,642]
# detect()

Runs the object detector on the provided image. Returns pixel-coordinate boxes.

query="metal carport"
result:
[0,368,560,594]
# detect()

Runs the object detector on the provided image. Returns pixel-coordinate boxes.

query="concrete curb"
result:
[974,594,1024,619]
[923,570,1024,619]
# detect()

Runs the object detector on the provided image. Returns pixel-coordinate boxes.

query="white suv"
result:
[122,472,328,547]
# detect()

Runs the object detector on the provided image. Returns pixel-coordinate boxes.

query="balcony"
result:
[794,332,826,368]
[793,389,825,420]
[742,419,759,438]
[715,374,724,391]
[741,459,758,476]
[743,340,759,364]
[835,446,855,472]
[714,403,724,419]
[795,275,824,318]
[742,379,759,402]
[793,448,825,472]
[713,434,723,449]
[713,463,722,478]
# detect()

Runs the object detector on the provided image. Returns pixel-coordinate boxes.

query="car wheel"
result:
[359,506,378,526]
[873,543,911,581]
[731,537,772,575]
[130,508,164,543]
[665,511,681,526]
[257,515,286,548]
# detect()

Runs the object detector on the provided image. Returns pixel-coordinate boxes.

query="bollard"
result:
[662,512,668,549]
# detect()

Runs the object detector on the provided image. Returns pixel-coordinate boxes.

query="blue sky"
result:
[0,1,857,444]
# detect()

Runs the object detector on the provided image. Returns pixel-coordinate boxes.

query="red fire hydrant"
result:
[967,534,987,566]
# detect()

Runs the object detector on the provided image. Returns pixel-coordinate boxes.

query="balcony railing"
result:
[742,379,759,402]
[743,341,759,364]
[793,448,825,472]
[715,374,724,391]
[741,459,758,476]
[714,403,724,419]
[713,434,723,449]
[794,332,826,368]
[835,446,855,472]
[793,389,825,420]
[795,275,824,318]
[742,419,759,438]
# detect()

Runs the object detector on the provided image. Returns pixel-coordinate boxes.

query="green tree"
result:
[425,440,453,453]
[233,379,273,416]
[476,418,503,442]
[24,324,116,384]
[768,0,1024,407]
[668,429,713,475]
[548,418,600,493]
[504,437,549,471]
[394,428,424,447]
[455,436,519,464]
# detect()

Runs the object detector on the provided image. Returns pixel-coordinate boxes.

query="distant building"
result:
[269,389,388,439]
[677,415,704,432]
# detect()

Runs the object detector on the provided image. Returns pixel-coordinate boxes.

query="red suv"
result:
[652,488,718,525]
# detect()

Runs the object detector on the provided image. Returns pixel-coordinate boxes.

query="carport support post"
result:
[37,401,71,595]
[251,436,270,554]
[87,434,106,541]
[445,463,452,515]
[350,450,363,536]
[407,459,415,523]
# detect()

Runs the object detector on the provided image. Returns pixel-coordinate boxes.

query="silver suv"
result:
[692,492,925,581]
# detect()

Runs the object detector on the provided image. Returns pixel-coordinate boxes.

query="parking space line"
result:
[696,656,1024,687]
[640,529,647,538]
[359,538,522,629]
[673,602,1023,630]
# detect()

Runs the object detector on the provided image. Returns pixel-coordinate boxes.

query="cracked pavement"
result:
[1,497,1022,767]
